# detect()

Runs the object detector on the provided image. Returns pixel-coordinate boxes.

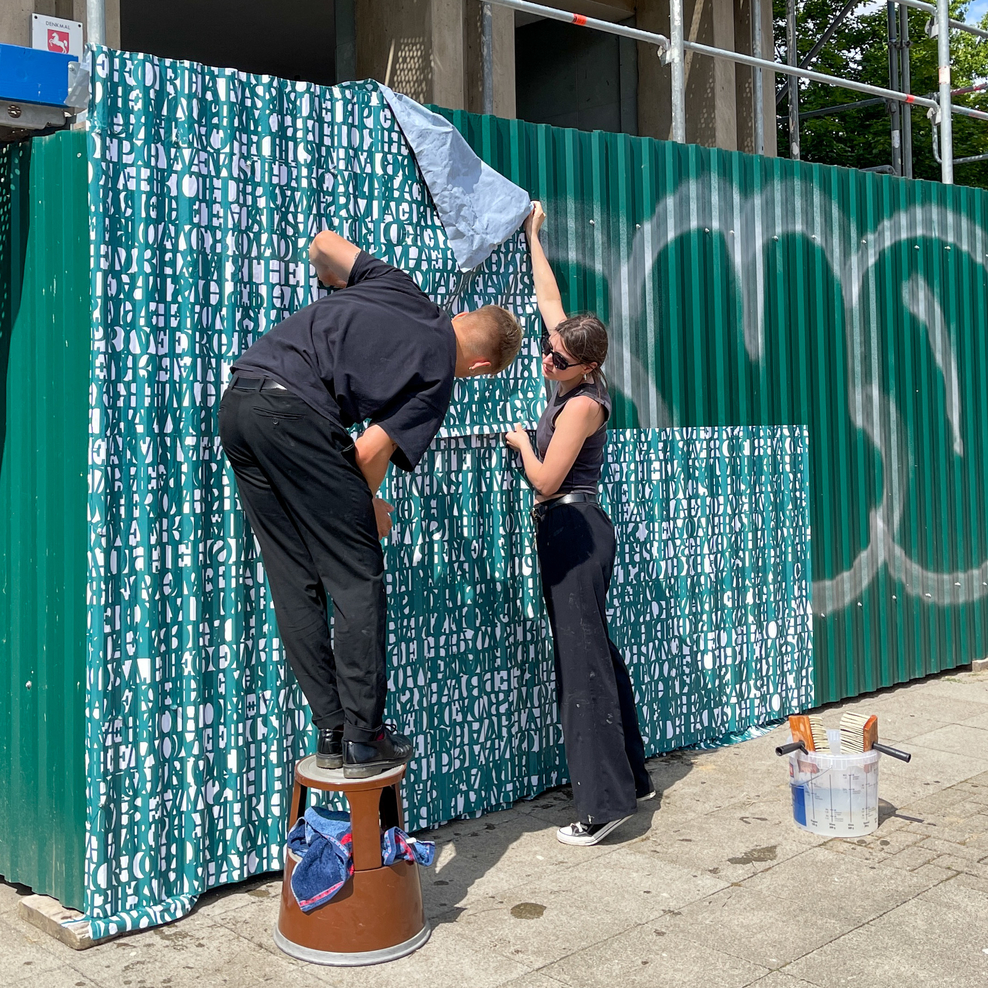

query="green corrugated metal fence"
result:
[4,98,988,906]
[0,130,89,909]
[442,110,988,704]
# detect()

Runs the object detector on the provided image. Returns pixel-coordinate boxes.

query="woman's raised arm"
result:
[524,202,568,333]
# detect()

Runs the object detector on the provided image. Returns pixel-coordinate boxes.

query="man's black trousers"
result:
[219,382,386,742]
[536,501,652,825]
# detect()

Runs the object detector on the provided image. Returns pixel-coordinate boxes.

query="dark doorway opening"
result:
[120,0,338,85]
[514,14,637,135]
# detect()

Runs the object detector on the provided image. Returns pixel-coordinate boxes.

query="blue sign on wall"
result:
[0,43,76,106]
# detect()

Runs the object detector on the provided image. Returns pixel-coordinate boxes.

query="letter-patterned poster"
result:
[86,47,812,937]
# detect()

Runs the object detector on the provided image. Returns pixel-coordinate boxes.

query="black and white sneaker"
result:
[556,815,632,846]
[637,789,656,802]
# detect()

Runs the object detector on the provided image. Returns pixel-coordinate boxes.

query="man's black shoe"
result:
[343,725,414,779]
[316,728,344,770]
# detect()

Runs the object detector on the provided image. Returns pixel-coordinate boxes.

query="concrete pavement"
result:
[2,666,987,988]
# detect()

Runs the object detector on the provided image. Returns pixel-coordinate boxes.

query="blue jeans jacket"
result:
[287,806,435,912]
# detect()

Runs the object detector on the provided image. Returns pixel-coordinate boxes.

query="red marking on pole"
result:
[905,94,915,103]
[573,13,587,25]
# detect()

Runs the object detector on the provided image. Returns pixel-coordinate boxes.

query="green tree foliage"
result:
[773,0,988,187]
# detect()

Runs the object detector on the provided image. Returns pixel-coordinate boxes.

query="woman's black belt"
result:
[531,491,598,524]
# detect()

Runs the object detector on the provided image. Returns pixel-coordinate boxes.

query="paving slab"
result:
[192,873,283,919]
[904,723,988,757]
[8,965,108,988]
[208,888,533,988]
[207,894,294,959]
[0,916,68,982]
[784,875,988,988]
[498,975,570,988]
[0,879,32,921]
[923,825,988,857]
[419,806,617,915]
[908,672,988,706]
[871,743,985,807]
[895,784,978,818]
[959,709,988,730]
[950,871,988,895]
[627,795,822,883]
[658,885,858,969]
[3,669,987,988]
[450,847,727,969]
[748,974,826,988]
[740,844,948,923]
[538,925,770,988]
[43,909,287,988]
[309,922,532,988]
[818,827,926,863]
[925,853,988,878]
[874,841,939,871]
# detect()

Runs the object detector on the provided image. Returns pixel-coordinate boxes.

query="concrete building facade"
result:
[1,0,776,155]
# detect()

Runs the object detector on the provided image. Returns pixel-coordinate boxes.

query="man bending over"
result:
[220,231,522,778]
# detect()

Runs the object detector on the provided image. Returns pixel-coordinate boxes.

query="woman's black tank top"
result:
[534,379,611,495]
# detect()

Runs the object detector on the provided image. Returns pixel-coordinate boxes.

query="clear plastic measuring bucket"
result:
[788,748,881,836]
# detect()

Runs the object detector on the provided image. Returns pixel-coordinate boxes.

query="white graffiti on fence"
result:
[555,177,988,614]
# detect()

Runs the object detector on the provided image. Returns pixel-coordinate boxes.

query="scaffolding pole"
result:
[670,0,686,142]
[888,2,902,175]
[797,97,885,120]
[895,0,988,40]
[900,1,914,178]
[787,0,800,159]
[481,0,988,134]
[480,0,670,49]
[776,0,858,107]
[752,0,764,156]
[87,0,105,46]
[937,0,953,183]
[482,1,494,115]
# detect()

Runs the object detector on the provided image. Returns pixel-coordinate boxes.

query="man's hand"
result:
[504,424,531,452]
[373,497,394,540]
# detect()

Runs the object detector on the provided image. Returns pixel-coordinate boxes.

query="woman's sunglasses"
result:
[541,337,578,371]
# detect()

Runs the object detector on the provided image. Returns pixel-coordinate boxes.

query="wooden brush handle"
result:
[873,742,911,763]
[788,715,815,752]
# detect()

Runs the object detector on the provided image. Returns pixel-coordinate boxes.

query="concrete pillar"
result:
[637,0,737,149]
[464,1,515,116]
[734,0,776,155]
[431,0,466,108]
[0,2,37,47]
[0,0,118,49]
[355,0,467,109]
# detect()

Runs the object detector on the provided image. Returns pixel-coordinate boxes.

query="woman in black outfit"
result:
[505,203,653,846]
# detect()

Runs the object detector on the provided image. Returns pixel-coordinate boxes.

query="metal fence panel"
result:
[0,130,89,908]
[443,110,988,703]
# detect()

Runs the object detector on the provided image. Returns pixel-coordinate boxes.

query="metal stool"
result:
[274,756,430,966]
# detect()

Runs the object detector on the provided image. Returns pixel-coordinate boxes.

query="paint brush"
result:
[840,711,912,762]
[808,714,829,752]
[839,711,873,752]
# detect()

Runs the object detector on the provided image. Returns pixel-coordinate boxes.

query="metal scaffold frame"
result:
[483,0,988,185]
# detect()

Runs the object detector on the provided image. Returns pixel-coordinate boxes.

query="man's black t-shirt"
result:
[233,252,456,471]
